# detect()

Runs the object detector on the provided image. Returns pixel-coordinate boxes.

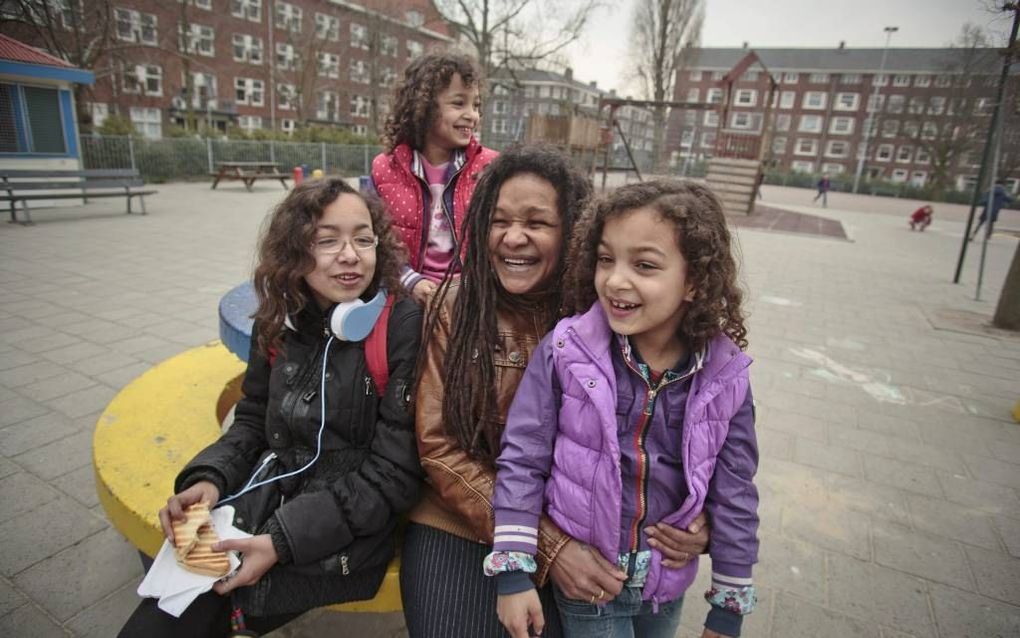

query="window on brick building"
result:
[871,74,888,86]
[350,59,370,83]
[867,94,885,112]
[927,96,945,115]
[795,138,817,155]
[703,111,719,127]
[731,112,753,129]
[891,168,908,182]
[840,74,862,84]
[882,119,899,138]
[351,23,369,49]
[711,71,725,81]
[893,75,910,87]
[315,13,339,40]
[886,94,905,113]
[381,35,398,57]
[776,114,791,132]
[822,163,845,174]
[779,91,796,109]
[230,0,261,22]
[798,115,823,133]
[350,95,370,117]
[407,40,423,60]
[896,145,913,162]
[829,117,854,135]
[275,2,302,33]
[772,136,787,153]
[706,88,723,104]
[792,160,815,173]
[317,91,337,120]
[903,121,919,138]
[689,70,702,81]
[232,34,263,64]
[876,144,893,161]
[915,148,930,164]
[826,140,849,158]
[907,97,925,114]
[809,73,829,83]
[115,8,157,44]
[686,88,699,102]
[834,93,859,111]
[405,10,424,27]
[234,77,264,106]
[238,115,262,131]
[921,121,938,140]
[914,75,931,87]
[318,52,339,78]
[129,106,161,139]
[277,83,295,110]
[782,72,799,84]
[802,91,826,109]
[701,131,716,147]
[381,67,397,87]
[934,75,951,87]
[276,43,296,70]
[122,64,162,96]
[734,89,756,106]
[179,23,215,57]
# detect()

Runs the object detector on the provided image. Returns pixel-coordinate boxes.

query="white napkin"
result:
[137,505,252,617]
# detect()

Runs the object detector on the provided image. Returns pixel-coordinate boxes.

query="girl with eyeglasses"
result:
[119,177,423,637]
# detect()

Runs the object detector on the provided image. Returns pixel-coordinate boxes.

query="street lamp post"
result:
[852,26,898,194]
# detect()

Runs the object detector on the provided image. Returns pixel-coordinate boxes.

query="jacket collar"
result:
[392,137,481,175]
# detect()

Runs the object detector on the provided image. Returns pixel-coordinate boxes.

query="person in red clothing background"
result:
[909,204,933,231]
[371,53,498,304]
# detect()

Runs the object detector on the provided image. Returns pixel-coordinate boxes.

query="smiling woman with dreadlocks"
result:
[399,145,711,637]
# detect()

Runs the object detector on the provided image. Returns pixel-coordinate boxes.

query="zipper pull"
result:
[364,375,372,396]
[302,389,317,403]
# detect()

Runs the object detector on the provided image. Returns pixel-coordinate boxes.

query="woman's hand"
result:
[549,540,627,602]
[411,279,438,305]
[497,589,544,638]
[158,481,220,544]
[212,534,278,595]
[645,511,710,568]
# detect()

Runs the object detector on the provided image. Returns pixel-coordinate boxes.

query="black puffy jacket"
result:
[176,297,422,616]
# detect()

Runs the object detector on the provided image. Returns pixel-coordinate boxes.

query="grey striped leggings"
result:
[400,522,563,638]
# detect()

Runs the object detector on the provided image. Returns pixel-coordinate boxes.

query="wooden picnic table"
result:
[210,161,289,191]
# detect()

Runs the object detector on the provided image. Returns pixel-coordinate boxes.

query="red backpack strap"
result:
[267,345,279,366]
[364,295,393,396]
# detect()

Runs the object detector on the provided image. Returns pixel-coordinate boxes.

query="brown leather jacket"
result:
[409,283,571,585]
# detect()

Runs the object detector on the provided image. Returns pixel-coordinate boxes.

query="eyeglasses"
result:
[311,234,379,256]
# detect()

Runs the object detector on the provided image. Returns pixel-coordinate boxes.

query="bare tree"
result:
[434,0,599,77]
[1,0,114,125]
[628,0,703,171]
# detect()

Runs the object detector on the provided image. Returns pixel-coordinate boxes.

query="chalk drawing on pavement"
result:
[790,347,907,405]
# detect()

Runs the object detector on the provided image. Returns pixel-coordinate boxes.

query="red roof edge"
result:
[0,33,76,69]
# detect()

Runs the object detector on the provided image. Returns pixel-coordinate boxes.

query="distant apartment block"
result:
[669,47,1020,193]
[2,0,454,138]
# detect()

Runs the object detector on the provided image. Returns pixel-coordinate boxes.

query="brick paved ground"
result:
[0,181,1017,637]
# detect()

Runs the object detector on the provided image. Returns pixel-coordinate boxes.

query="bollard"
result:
[301,164,309,179]
[292,166,304,185]
[311,168,324,179]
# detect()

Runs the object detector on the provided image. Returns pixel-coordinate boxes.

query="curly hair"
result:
[423,144,592,464]
[251,177,406,357]
[563,180,748,351]
[382,52,481,152]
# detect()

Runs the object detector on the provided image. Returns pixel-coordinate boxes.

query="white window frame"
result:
[914,74,931,87]
[892,74,911,87]
[875,144,894,162]
[771,136,787,154]
[230,0,261,22]
[407,40,423,60]
[802,91,826,110]
[275,2,302,33]
[703,111,719,127]
[238,115,263,131]
[871,74,888,87]
[686,88,699,102]
[782,72,799,84]
[829,117,854,135]
[734,89,756,107]
[115,8,157,45]
[779,91,796,109]
[276,42,297,70]
[277,83,296,110]
[179,23,214,57]
[350,94,370,118]
[834,93,859,111]
[381,34,398,57]
[841,73,862,84]
[798,114,823,133]
[775,114,791,132]
[129,106,161,139]
[318,52,340,78]
[689,70,703,81]
[792,160,815,173]
[349,59,370,84]
[809,73,830,83]
[350,23,369,49]
[232,34,264,65]
[706,88,723,104]
[825,140,849,158]
[731,112,753,130]
[234,77,264,106]
[896,145,913,163]
[915,148,931,164]
[316,91,337,121]
[886,95,905,114]
[891,168,908,183]
[315,13,339,40]
[882,119,899,138]
[927,97,946,115]
[794,138,818,156]
[822,162,845,174]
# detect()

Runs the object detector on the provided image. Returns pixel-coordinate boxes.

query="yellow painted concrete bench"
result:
[93,340,402,613]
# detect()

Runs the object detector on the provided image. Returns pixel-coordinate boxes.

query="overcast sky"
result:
[562,0,1011,96]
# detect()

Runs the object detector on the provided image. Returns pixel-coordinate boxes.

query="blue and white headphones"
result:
[219,290,387,505]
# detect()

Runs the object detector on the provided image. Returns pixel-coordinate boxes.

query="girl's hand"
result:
[645,512,710,568]
[158,481,221,544]
[549,540,626,601]
[497,589,544,638]
[211,534,278,595]
[701,629,730,638]
[411,279,438,305]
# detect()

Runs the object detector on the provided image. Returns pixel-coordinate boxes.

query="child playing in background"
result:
[485,181,760,638]
[909,205,933,231]
[371,53,498,304]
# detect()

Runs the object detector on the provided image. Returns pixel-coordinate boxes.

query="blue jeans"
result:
[553,585,684,638]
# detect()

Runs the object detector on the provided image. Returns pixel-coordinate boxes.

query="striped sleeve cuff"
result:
[400,265,424,292]
[493,510,540,554]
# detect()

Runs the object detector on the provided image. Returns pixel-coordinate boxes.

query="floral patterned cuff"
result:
[704,584,758,615]
[483,551,537,577]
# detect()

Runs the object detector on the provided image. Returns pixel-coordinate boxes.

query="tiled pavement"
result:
[0,181,1018,637]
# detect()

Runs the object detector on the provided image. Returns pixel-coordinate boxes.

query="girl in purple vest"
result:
[484,181,759,638]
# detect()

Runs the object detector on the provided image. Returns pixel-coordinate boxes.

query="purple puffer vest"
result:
[545,303,752,605]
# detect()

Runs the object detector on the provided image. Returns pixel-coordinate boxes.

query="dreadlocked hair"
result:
[563,180,748,351]
[383,52,481,153]
[251,177,406,358]
[423,144,592,464]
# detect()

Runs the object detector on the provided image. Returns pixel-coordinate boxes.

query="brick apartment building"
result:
[486,67,656,166]
[2,0,454,138]
[668,47,1020,193]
